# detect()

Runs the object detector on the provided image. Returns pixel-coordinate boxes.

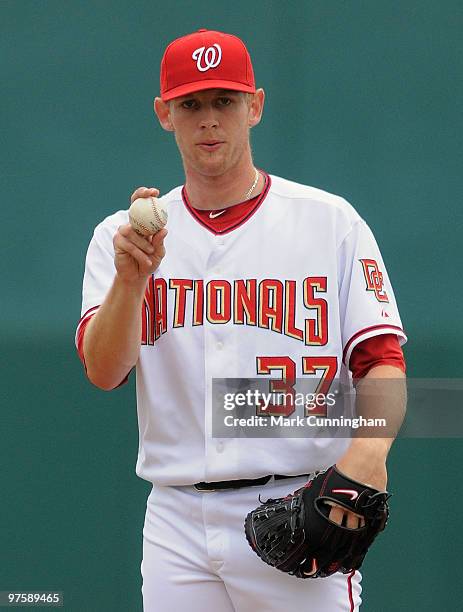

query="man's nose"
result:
[199,107,219,129]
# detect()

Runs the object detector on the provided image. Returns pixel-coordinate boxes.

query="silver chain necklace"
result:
[243,168,260,201]
[208,168,260,217]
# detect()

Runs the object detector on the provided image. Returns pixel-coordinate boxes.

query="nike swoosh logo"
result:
[209,210,226,219]
[331,489,359,501]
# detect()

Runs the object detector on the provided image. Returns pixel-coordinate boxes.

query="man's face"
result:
[156,89,263,177]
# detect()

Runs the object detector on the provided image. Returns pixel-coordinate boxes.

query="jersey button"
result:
[216,341,224,350]
[217,441,224,453]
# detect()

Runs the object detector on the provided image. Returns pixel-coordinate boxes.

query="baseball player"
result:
[76,29,407,611]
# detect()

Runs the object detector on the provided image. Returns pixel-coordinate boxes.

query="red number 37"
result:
[256,356,338,417]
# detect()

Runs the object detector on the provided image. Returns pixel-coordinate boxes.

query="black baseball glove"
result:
[244,465,390,578]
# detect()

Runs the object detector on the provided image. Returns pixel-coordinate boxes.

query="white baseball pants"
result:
[141,476,362,611]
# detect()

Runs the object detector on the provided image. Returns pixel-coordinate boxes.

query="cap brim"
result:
[161,79,256,101]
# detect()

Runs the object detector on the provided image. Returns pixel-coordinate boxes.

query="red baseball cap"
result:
[160,29,256,101]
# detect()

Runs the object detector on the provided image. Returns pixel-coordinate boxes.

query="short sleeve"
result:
[338,218,407,368]
[75,223,117,346]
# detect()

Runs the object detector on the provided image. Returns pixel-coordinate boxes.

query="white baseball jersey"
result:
[77,174,407,486]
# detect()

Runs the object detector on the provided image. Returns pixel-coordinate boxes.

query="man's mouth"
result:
[197,141,224,151]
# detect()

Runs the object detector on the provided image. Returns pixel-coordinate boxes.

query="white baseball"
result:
[128,197,168,236]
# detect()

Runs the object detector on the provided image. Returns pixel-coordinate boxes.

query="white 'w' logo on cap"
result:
[192,44,222,72]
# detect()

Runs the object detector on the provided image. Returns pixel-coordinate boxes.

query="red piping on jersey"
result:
[75,308,129,388]
[77,305,100,328]
[75,314,96,370]
[181,170,271,235]
[347,570,355,611]
[343,324,405,365]
[75,306,100,353]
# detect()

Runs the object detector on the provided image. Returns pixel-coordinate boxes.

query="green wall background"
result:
[1,1,462,610]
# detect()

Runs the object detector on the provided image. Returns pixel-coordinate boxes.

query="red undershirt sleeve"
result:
[349,333,406,379]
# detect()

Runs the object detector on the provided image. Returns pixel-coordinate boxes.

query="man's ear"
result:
[248,88,265,128]
[154,97,174,132]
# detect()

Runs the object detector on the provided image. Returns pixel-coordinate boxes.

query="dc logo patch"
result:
[359,259,389,303]
[192,44,222,72]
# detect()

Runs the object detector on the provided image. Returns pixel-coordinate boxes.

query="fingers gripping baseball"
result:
[113,186,167,282]
[130,186,160,203]
[113,224,167,282]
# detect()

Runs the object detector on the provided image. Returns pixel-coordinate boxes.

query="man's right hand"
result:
[113,187,168,284]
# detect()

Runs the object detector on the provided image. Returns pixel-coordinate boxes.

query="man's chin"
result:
[193,158,229,177]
